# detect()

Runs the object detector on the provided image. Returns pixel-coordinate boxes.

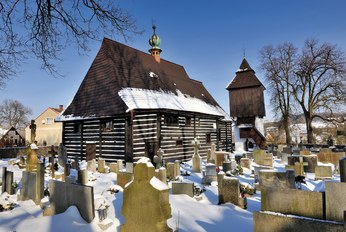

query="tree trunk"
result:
[305,117,314,144]
[283,117,292,145]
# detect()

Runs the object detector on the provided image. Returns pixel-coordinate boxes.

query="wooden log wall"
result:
[63,117,126,162]
[63,113,231,162]
[132,113,158,157]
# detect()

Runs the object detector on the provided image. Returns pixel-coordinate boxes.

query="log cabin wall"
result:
[63,117,126,162]
[62,113,231,162]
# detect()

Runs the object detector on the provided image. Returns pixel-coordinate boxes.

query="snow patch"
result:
[150,176,169,191]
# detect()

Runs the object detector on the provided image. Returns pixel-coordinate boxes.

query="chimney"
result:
[59,105,64,111]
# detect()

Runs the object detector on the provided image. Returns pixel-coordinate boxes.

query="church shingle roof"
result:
[63,38,224,118]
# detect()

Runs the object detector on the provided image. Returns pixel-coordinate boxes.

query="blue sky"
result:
[1,0,346,121]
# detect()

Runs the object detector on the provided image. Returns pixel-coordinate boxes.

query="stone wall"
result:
[261,187,324,219]
[254,211,345,232]
[0,146,57,159]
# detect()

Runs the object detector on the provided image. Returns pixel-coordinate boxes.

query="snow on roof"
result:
[118,88,230,119]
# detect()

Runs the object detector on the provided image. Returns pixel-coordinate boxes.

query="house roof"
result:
[226,58,265,90]
[34,107,63,122]
[61,38,228,119]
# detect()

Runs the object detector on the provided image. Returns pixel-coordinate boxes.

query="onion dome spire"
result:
[149,25,162,62]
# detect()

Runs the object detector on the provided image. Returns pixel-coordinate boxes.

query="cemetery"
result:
[1,134,346,231]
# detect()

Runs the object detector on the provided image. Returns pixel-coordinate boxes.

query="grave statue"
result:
[58,143,68,167]
[153,148,164,169]
[29,120,37,143]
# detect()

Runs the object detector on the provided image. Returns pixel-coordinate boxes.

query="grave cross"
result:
[294,156,308,176]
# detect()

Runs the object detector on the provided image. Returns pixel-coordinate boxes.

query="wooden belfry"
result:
[226,58,266,149]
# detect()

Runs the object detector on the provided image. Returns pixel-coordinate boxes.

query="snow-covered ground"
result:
[0,157,340,232]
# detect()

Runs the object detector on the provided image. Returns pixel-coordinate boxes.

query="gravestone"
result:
[277,144,284,157]
[217,172,241,206]
[288,155,317,173]
[240,158,251,169]
[192,138,202,173]
[63,163,71,181]
[261,187,324,219]
[258,169,295,190]
[281,153,291,164]
[254,149,266,165]
[215,151,228,166]
[57,143,68,167]
[318,149,345,167]
[18,163,44,205]
[263,155,273,167]
[254,150,273,167]
[126,162,134,174]
[282,147,292,155]
[26,143,39,172]
[109,163,118,173]
[121,157,172,232]
[171,182,194,197]
[285,156,308,176]
[300,149,311,156]
[339,157,346,183]
[166,162,176,180]
[314,166,333,180]
[1,167,7,194]
[153,148,164,169]
[85,144,96,162]
[1,167,15,194]
[325,181,346,222]
[98,158,106,173]
[117,172,134,188]
[87,159,97,172]
[43,179,95,223]
[174,160,180,176]
[203,164,217,185]
[207,143,216,164]
[117,160,124,172]
[78,169,88,185]
[222,161,232,172]
[47,145,57,177]
[155,167,167,184]
[254,166,273,183]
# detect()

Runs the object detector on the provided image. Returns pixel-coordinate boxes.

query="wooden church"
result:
[57,27,232,162]
[226,58,266,149]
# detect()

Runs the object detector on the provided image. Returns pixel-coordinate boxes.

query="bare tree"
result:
[0,99,32,129]
[0,0,140,87]
[259,43,298,144]
[292,39,346,143]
